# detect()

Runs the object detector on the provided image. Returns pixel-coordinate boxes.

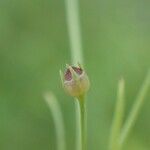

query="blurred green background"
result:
[0,0,150,150]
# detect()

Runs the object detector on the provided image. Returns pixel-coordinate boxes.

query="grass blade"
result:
[119,70,150,147]
[109,78,125,150]
[44,92,66,150]
[65,0,83,65]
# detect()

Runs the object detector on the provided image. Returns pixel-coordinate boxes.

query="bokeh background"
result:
[0,0,150,150]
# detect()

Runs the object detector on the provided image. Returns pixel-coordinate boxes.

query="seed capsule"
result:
[60,64,90,98]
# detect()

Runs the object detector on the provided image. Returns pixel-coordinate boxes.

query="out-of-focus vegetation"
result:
[0,0,150,150]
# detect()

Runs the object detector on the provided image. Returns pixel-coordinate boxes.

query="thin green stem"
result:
[76,95,87,150]
[65,0,84,65]
[109,78,125,150]
[44,92,66,150]
[119,70,150,148]
[75,99,82,150]
[64,0,85,150]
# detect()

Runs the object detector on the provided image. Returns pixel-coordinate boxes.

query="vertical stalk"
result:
[65,0,84,65]
[77,95,87,150]
[44,92,66,150]
[109,78,125,150]
[119,70,150,147]
[64,0,85,150]
[75,99,82,150]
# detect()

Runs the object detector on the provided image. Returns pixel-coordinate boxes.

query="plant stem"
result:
[64,0,85,150]
[76,95,87,150]
[109,78,125,150]
[119,70,150,148]
[75,99,82,150]
[65,0,84,65]
[44,92,66,150]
